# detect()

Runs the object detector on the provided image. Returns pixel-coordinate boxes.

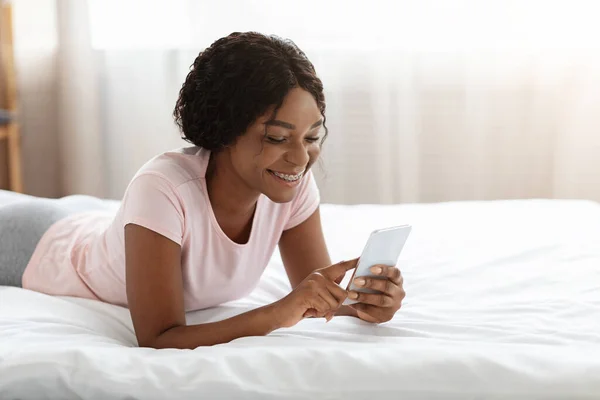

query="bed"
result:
[1,191,600,399]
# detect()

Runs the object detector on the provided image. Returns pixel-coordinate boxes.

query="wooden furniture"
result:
[0,0,23,192]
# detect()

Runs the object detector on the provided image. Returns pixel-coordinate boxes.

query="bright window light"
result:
[88,0,600,52]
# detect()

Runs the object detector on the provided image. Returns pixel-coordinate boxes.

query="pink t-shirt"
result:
[22,147,320,311]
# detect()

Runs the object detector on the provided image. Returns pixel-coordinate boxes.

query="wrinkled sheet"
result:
[1,197,600,399]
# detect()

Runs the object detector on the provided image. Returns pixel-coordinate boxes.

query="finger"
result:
[350,303,389,323]
[303,309,317,318]
[310,295,333,315]
[323,279,348,303]
[352,276,399,297]
[312,273,348,305]
[320,258,359,281]
[347,290,394,307]
[324,311,334,322]
[369,265,403,285]
[317,286,341,310]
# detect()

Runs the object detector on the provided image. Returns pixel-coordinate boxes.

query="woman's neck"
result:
[205,150,259,219]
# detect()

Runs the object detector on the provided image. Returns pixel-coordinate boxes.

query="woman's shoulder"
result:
[131,146,209,189]
[117,147,209,241]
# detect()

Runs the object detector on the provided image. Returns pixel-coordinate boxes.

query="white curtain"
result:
[12,0,600,203]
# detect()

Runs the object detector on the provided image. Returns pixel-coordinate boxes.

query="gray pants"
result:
[0,192,108,287]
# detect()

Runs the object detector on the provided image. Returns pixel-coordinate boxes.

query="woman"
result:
[0,32,405,348]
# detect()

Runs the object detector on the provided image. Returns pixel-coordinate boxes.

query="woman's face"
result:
[227,87,323,203]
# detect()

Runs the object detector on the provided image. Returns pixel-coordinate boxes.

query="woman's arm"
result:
[125,224,282,349]
[279,207,358,317]
[125,223,353,348]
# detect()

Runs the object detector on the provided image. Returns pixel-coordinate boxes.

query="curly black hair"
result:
[173,32,327,151]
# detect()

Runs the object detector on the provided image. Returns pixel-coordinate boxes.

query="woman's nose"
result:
[285,142,311,167]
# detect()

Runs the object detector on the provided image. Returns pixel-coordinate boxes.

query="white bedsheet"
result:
[2,198,600,399]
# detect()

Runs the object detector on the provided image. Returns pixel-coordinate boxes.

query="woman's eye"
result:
[266,136,286,144]
[305,137,321,143]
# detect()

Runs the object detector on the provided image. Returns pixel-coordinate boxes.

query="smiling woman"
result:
[2,31,406,349]
[218,87,325,204]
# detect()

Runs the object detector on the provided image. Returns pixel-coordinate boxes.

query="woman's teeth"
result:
[271,170,304,182]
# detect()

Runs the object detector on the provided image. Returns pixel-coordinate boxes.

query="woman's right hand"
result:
[273,259,358,328]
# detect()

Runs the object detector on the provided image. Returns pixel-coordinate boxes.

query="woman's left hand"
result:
[347,265,405,323]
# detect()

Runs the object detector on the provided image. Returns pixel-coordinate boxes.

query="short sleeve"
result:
[121,173,185,245]
[283,170,321,231]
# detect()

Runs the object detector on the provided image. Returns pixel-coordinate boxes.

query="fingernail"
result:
[371,266,382,274]
[348,291,358,299]
[354,278,365,286]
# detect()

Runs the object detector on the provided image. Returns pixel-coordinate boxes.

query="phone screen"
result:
[343,225,412,304]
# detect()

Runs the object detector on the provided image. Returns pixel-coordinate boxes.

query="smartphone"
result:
[343,225,412,305]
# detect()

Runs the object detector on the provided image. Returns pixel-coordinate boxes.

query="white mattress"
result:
[2,197,600,399]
